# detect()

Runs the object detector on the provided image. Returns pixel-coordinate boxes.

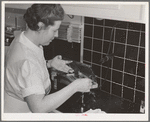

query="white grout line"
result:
[83,48,145,64]
[110,26,116,94]
[120,22,129,99]
[133,25,143,102]
[100,19,105,89]
[90,18,94,66]
[84,35,145,49]
[84,23,145,33]
[80,16,84,63]
[83,59,145,79]
[100,77,145,94]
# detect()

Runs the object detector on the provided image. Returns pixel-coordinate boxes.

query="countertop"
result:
[50,83,141,113]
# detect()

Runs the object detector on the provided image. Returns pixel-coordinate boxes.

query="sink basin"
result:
[51,110,62,113]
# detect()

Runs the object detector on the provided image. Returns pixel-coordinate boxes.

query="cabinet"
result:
[5,3,147,23]
[61,4,147,23]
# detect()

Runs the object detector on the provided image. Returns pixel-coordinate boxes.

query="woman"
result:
[4,4,93,113]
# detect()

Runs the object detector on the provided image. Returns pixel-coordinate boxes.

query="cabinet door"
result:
[62,4,146,23]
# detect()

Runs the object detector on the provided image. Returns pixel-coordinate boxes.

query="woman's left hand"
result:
[48,55,74,73]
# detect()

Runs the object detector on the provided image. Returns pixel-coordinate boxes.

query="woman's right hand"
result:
[72,78,93,93]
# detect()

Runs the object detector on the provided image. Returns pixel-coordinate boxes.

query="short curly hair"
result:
[24,4,65,31]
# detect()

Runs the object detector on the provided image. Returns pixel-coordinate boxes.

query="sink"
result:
[51,86,141,113]
[51,110,62,113]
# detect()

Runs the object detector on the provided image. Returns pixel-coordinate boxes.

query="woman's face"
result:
[39,21,62,46]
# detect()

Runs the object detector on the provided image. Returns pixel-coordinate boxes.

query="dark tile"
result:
[84,37,92,50]
[138,48,145,63]
[136,77,145,92]
[101,79,111,93]
[94,18,104,26]
[115,21,128,29]
[137,63,145,77]
[127,31,140,46]
[102,66,111,80]
[125,60,136,75]
[105,19,118,27]
[113,57,124,71]
[114,43,125,58]
[92,52,101,64]
[125,45,138,61]
[123,73,135,88]
[140,32,145,47]
[93,39,102,52]
[104,27,114,41]
[84,17,93,24]
[112,83,122,97]
[112,70,123,84]
[101,54,112,67]
[94,26,103,39]
[103,41,113,54]
[84,24,93,37]
[135,91,145,104]
[115,29,126,44]
[141,24,145,32]
[128,22,141,31]
[123,87,134,102]
[105,19,128,29]
[103,59,112,68]
[92,64,100,77]
[83,49,91,62]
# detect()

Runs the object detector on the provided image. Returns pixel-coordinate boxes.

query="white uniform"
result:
[4,32,51,113]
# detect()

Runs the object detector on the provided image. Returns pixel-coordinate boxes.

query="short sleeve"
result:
[18,60,45,97]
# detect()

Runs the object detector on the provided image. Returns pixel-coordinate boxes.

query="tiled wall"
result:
[83,17,145,104]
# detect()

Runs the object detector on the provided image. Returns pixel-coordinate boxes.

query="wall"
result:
[83,17,145,104]
[5,7,26,30]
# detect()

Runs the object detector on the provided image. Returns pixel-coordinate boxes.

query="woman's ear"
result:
[37,22,45,31]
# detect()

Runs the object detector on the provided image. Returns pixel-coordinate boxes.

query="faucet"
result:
[81,93,85,113]
[80,90,97,113]
[100,53,114,64]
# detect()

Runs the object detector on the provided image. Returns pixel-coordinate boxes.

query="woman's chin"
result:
[44,41,52,46]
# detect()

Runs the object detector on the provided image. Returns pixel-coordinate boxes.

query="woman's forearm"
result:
[25,81,77,113]
[25,77,91,113]
[42,82,77,112]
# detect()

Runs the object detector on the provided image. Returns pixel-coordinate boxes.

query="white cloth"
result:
[4,32,51,112]
[85,109,106,113]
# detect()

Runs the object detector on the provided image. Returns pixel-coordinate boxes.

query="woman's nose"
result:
[54,31,58,37]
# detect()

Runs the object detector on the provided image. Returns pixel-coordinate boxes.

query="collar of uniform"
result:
[19,31,43,56]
